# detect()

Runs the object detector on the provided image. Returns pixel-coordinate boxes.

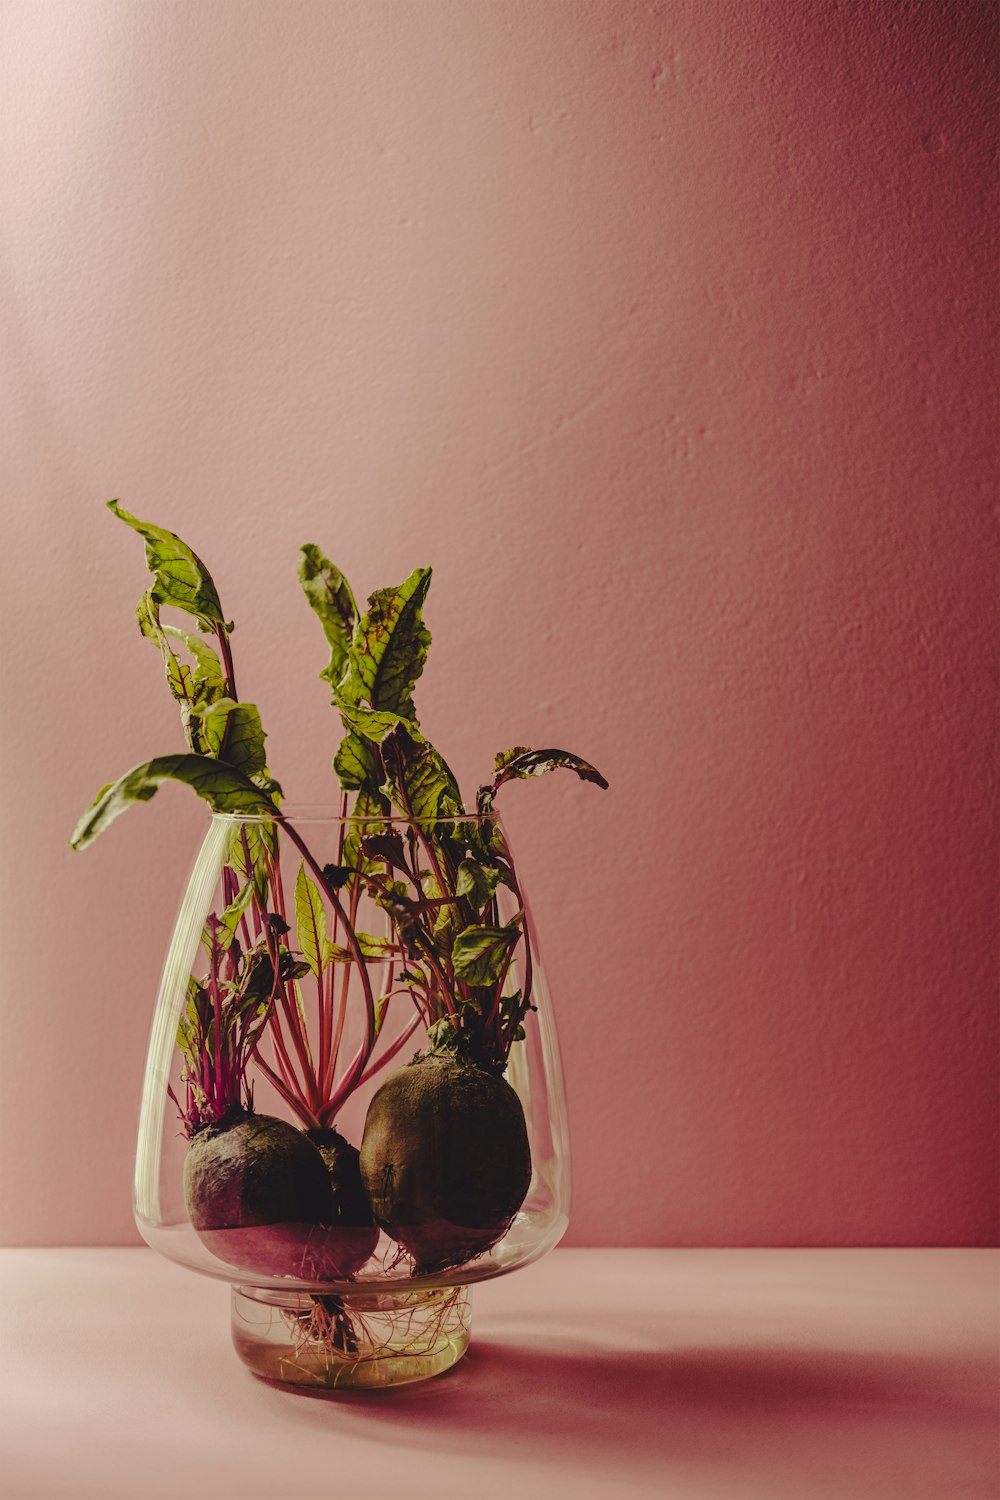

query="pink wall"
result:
[1,1,996,1248]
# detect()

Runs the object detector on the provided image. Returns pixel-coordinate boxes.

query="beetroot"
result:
[185,1112,334,1278]
[301,1128,379,1278]
[185,1112,381,1281]
[359,1055,531,1273]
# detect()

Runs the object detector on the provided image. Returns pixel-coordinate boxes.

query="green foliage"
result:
[77,504,610,1091]
[70,755,276,851]
[108,500,227,629]
[345,567,432,719]
[341,788,385,873]
[200,881,253,954]
[189,699,269,778]
[294,863,328,976]
[324,933,399,963]
[294,550,609,1067]
[451,922,521,985]
[136,591,229,753]
[226,820,274,905]
[337,707,461,824]
[332,730,377,792]
[477,747,609,814]
[298,544,358,696]
[455,858,501,911]
[379,721,463,824]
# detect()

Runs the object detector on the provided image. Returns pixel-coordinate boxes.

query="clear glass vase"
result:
[134,809,570,1390]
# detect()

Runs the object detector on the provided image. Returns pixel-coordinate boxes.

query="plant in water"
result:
[72,502,606,1283]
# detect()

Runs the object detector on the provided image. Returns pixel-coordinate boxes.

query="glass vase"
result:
[134,809,570,1390]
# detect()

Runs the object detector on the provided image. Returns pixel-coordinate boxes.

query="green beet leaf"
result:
[339,708,462,824]
[226,819,274,906]
[374,992,393,1037]
[494,745,532,773]
[107,500,227,629]
[477,746,609,812]
[333,730,378,792]
[298,544,358,696]
[189,698,268,778]
[358,830,407,870]
[455,857,502,910]
[161,623,226,701]
[344,567,432,720]
[336,706,461,823]
[323,933,399,963]
[381,723,463,824]
[136,591,196,707]
[342,787,385,873]
[200,882,254,954]
[137,591,227,709]
[136,590,230,756]
[451,922,521,985]
[241,947,311,1007]
[70,754,277,851]
[294,863,328,976]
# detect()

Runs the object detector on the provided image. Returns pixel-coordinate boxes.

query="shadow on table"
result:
[258,1326,998,1493]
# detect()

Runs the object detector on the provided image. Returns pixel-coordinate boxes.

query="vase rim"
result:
[210,805,501,826]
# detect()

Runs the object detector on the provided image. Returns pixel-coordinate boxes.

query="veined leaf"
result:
[340,707,462,824]
[494,745,532,773]
[339,706,405,741]
[478,747,608,812]
[294,863,328,976]
[448,818,494,862]
[136,591,195,706]
[426,1016,459,1052]
[342,788,385,872]
[455,858,501,910]
[380,721,462,824]
[200,882,254,953]
[227,820,273,905]
[324,932,399,963]
[177,976,211,1058]
[359,830,407,870]
[241,948,311,1006]
[298,544,358,697]
[107,500,227,628]
[432,900,461,953]
[137,590,230,755]
[70,754,277,851]
[451,922,521,985]
[190,698,269,778]
[358,932,399,958]
[333,730,378,791]
[346,567,432,719]
[374,992,393,1037]
[161,624,226,703]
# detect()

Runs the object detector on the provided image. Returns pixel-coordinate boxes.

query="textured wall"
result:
[1,0,996,1247]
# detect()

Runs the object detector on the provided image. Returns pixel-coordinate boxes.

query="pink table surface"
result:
[1,1247,997,1500]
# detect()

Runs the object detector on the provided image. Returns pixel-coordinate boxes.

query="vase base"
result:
[231,1283,471,1390]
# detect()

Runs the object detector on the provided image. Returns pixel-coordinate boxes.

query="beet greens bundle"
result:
[72,502,606,1125]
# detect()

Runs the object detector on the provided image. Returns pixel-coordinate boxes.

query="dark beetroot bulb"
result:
[300,1127,379,1278]
[359,1055,531,1273]
[184,1111,335,1278]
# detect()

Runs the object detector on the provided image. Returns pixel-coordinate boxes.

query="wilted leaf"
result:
[346,567,432,719]
[478,747,608,812]
[70,754,277,851]
[298,544,358,696]
[107,500,227,628]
